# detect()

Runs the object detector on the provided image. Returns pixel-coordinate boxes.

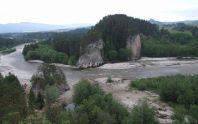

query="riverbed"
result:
[1,44,198,87]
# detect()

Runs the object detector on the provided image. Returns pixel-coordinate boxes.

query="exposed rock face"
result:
[77,39,104,68]
[126,34,141,60]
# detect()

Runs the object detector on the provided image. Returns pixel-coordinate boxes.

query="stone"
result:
[126,34,141,60]
[77,39,104,68]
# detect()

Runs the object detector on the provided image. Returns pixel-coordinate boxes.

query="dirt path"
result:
[94,77,173,124]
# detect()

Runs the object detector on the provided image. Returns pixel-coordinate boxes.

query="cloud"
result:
[0,0,197,24]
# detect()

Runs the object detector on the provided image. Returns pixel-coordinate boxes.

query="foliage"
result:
[141,29,198,57]
[0,73,28,124]
[123,100,159,124]
[45,85,60,104]
[29,63,67,109]
[131,74,198,122]
[23,44,69,64]
[0,37,30,49]
[28,89,36,113]
[86,14,158,62]
[73,79,129,124]
[118,48,131,61]
[0,48,16,54]
[107,50,118,62]
[73,79,103,105]
[19,115,52,124]
[68,56,77,65]
[46,105,62,124]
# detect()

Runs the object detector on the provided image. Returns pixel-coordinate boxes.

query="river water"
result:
[1,44,198,85]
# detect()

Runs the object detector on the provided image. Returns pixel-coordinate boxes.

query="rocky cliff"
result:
[126,34,141,60]
[77,39,104,68]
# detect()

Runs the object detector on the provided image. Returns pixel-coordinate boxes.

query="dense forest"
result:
[0,37,30,49]
[22,28,89,65]
[141,23,198,57]
[83,14,159,62]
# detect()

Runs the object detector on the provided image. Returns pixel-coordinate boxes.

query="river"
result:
[1,44,198,85]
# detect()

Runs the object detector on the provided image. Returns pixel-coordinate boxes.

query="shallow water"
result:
[0,44,198,84]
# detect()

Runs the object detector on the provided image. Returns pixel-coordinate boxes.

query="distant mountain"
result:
[149,19,198,27]
[149,19,164,26]
[0,22,92,33]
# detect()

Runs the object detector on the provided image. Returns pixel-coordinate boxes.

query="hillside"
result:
[77,14,158,68]
[149,19,198,27]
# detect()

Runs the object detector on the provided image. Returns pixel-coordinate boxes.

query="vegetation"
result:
[22,28,87,65]
[0,37,30,49]
[88,14,158,62]
[23,44,69,64]
[22,15,198,64]
[0,68,159,124]
[123,100,159,124]
[0,73,28,124]
[71,79,158,124]
[131,75,198,123]
[0,48,16,54]
[29,63,67,109]
[141,28,198,57]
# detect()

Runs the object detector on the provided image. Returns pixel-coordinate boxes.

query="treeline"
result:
[0,37,30,49]
[22,28,88,65]
[172,23,198,37]
[141,28,198,57]
[0,73,27,123]
[131,75,198,123]
[23,44,77,65]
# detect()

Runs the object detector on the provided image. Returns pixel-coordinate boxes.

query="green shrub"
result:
[68,56,77,65]
[123,100,159,124]
[118,48,131,61]
[107,50,117,62]
[73,79,129,124]
[73,79,103,104]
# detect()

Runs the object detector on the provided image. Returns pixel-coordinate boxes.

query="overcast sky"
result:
[0,0,198,25]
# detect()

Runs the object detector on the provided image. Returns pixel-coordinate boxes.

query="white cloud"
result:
[0,0,197,24]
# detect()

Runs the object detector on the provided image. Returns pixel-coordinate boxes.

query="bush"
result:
[131,75,198,123]
[23,44,70,64]
[19,115,52,124]
[107,50,117,62]
[123,100,159,124]
[73,79,129,124]
[68,56,77,65]
[118,48,131,61]
[45,85,60,104]
[73,79,103,104]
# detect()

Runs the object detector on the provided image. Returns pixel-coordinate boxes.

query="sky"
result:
[0,0,198,25]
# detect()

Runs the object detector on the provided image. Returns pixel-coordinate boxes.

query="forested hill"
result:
[82,14,158,49]
[79,14,159,63]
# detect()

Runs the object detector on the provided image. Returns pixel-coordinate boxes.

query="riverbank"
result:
[0,48,16,54]
[99,57,198,70]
